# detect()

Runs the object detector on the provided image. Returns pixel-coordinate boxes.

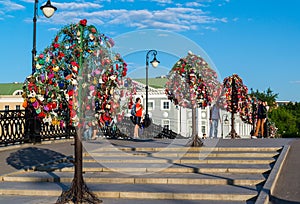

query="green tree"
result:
[251,87,278,110]
[250,87,300,137]
[269,106,298,137]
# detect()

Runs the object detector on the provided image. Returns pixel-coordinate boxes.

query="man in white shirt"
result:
[209,102,221,138]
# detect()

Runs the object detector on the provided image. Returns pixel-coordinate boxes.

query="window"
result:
[201,121,207,136]
[148,100,155,111]
[161,100,170,110]
[13,90,23,96]
[4,105,9,111]
[201,126,206,134]
[162,119,170,130]
[16,105,20,110]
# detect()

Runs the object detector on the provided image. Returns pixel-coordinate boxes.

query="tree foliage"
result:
[222,74,252,124]
[251,87,278,110]
[269,102,300,137]
[165,51,221,109]
[250,87,300,137]
[22,19,131,129]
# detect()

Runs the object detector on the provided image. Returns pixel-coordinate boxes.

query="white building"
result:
[0,83,24,110]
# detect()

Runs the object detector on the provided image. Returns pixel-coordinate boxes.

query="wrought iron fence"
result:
[0,110,76,146]
[103,116,185,139]
[0,109,184,146]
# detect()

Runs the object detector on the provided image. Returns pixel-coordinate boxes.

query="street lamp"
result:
[221,114,229,138]
[32,0,57,74]
[144,50,160,128]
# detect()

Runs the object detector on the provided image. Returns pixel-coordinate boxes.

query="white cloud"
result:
[203,26,217,31]
[148,20,192,31]
[0,0,25,19]
[196,0,213,2]
[218,0,230,7]
[48,27,59,32]
[290,81,300,84]
[185,2,205,7]
[53,2,103,10]
[164,7,205,13]
[30,0,228,33]
[150,0,173,4]
[0,0,25,12]
[49,7,225,31]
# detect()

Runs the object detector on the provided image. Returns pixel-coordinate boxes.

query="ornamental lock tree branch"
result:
[165,51,221,146]
[222,74,251,139]
[22,19,131,204]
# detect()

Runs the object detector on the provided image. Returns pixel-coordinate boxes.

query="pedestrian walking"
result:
[132,97,143,139]
[209,102,221,138]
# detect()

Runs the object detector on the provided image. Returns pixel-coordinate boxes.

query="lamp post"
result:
[32,0,57,74]
[221,114,229,138]
[26,0,56,143]
[144,50,160,128]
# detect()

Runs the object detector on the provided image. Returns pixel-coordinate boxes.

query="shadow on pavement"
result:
[6,147,69,170]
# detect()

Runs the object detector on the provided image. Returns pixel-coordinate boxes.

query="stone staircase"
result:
[0,139,283,204]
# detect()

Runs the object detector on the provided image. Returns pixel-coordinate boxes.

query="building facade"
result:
[0,83,24,111]
[0,95,23,110]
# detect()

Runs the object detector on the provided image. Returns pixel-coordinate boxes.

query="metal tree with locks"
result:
[22,19,130,203]
[165,51,221,146]
[222,74,251,139]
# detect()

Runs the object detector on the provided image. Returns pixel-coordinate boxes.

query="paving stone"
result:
[0,138,296,204]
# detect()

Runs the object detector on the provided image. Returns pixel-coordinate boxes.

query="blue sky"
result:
[0,0,300,101]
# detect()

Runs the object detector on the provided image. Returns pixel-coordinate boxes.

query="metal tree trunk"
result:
[187,107,203,147]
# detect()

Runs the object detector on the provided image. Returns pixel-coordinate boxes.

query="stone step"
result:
[1,139,285,203]
[83,157,275,164]
[75,161,273,169]
[57,166,270,174]
[0,195,255,204]
[11,158,275,174]
[2,172,266,186]
[0,139,289,204]
[84,152,279,158]
[88,146,282,152]
[29,156,272,170]
[0,182,259,201]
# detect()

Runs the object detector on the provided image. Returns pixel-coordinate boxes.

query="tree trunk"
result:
[188,107,203,147]
[56,130,102,204]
